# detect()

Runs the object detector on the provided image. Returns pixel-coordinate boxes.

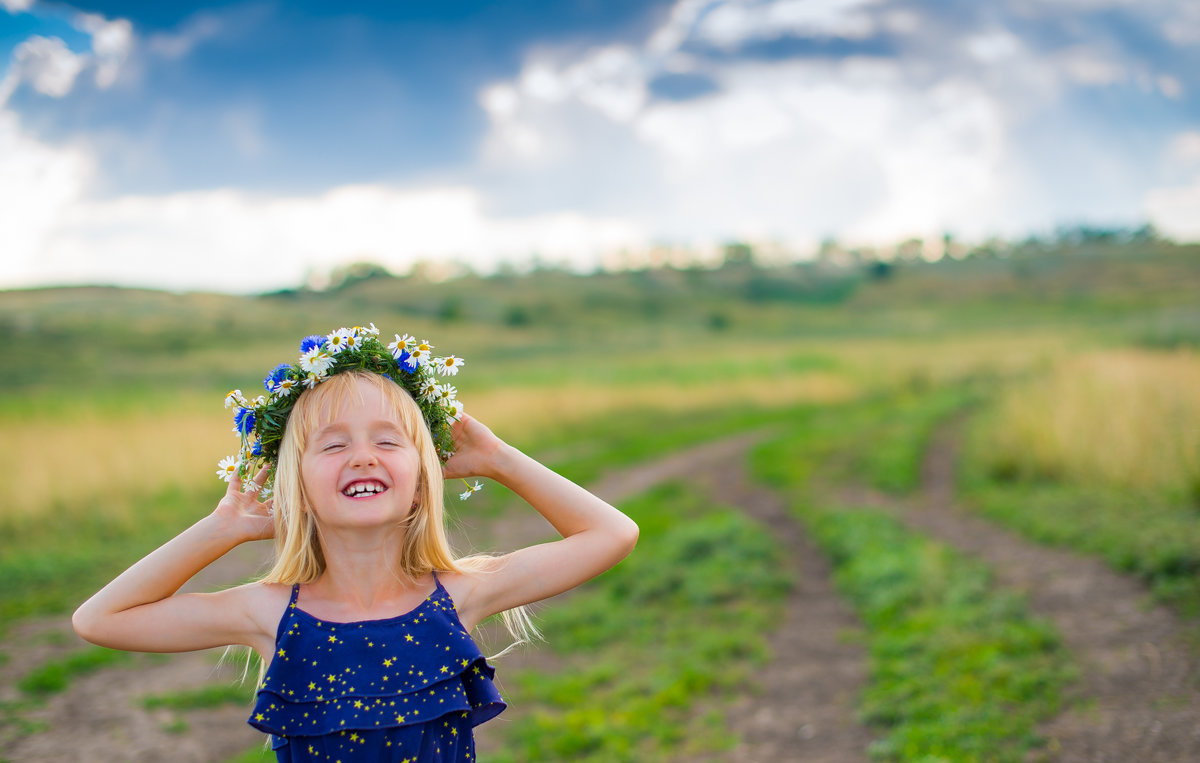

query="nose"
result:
[348,440,378,467]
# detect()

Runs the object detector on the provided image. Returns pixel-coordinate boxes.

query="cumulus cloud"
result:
[0,111,94,286]
[8,36,87,98]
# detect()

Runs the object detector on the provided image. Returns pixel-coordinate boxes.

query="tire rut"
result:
[843,415,1200,762]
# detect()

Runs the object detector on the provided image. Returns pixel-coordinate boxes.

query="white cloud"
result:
[0,0,34,13]
[478,2,1018,249]
[10,35,87,97]
[0,111,94,286]
[7,182,645,292]
[75,13,133,89]
[1144,176,1200,241]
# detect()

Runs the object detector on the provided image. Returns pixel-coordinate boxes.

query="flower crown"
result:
[217,324,481,500]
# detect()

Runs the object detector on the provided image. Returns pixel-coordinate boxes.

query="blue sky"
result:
[2,0,1198,292]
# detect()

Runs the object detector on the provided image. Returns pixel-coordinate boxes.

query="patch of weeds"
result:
[17,646,130,696]
[142,682,253,710]
[490,481,792,762]
[160,717,189,735]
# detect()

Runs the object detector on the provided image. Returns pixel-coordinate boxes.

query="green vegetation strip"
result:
[17,646,130,696]
[754,400,1074,762]
[143,682,254,710]
[491,481,792,762]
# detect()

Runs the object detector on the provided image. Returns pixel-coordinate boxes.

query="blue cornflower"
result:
[396,350,417,372]
[234,407,256,436]
[251,440,263,457]
[299,334,327,353]
[264,363,291,392]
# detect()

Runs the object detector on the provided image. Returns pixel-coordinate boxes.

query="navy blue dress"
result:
[248,575,506,761]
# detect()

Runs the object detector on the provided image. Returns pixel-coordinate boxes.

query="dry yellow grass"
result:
[979,348,1200,494]
[0,370,855,521]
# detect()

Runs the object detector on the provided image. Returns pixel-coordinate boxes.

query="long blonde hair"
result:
[256,370,538,653]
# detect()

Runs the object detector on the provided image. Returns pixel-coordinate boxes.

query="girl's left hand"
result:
[442,414,506,481]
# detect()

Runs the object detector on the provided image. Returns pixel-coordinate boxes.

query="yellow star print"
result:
[277,648,286,657]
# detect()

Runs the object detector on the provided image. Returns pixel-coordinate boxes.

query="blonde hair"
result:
[257,370,538,652]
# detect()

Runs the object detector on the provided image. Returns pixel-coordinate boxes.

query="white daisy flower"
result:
[388,333,415,357]
[471,481,483,493]
[276,377,299,396]
[353,324,380,337]
[325,328,354,353]
[216,455,239,482]
[444,399,465,421]
[459,489,473,501]
[418,378,440,402]
[302,371,325,389]
[408,345,431,366]
[251,395,266,408]
[436,384,458,402]
[300,348,334,375]
[434,356,465,377]
[224,390,244,409]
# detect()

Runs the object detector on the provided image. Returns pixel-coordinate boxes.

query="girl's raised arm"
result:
[443,415,639,628]
[72,471,277,656]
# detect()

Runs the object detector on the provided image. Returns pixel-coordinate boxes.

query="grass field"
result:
[2,238,1198,760]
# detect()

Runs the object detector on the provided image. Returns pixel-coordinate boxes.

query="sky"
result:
[1,0,1198,293]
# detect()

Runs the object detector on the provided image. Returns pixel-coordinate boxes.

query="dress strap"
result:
[289,583,301,607]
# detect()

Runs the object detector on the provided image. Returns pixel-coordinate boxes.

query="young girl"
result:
[72,326,639,761]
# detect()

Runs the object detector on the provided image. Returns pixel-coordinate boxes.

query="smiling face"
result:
[299,375,421,531]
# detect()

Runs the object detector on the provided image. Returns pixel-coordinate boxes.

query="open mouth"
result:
[342,479,388,498]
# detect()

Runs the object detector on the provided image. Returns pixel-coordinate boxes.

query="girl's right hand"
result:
[213,466,275,543]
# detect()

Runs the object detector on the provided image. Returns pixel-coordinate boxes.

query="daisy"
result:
[436,384,458,403]
[224,389,244,410]
[408,345,431,366]
[417,378,440,402]
[459,489,473,501]
[325,328,354,353]
[300,348,334,375]
[216,455,239,482]
[443,399,465,421]
[263,363,291,393]
[434,356,465,377]
[275,377,300,396]
[302,371,324,389]
[388,333,415,357]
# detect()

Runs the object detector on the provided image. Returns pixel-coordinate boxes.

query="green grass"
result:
[16,646,131,696]
[489,481,792,762]
[142,681,255,710]
[753,397,1074,762]
[0,483,223,633]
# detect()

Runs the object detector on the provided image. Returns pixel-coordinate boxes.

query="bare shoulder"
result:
[219,581,293,654]
[438,557,508,630]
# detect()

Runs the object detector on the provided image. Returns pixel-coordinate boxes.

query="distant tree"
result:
[722,242,756,268]
[327,261,393,291]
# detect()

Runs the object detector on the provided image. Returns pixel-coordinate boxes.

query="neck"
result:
[310,524,418,610]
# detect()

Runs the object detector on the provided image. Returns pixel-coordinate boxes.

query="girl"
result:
[72,327,639,762]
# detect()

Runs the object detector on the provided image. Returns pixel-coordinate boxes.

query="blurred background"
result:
[1,1,1198,761]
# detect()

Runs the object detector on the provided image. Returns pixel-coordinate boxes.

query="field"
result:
[1,237,1199,761]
